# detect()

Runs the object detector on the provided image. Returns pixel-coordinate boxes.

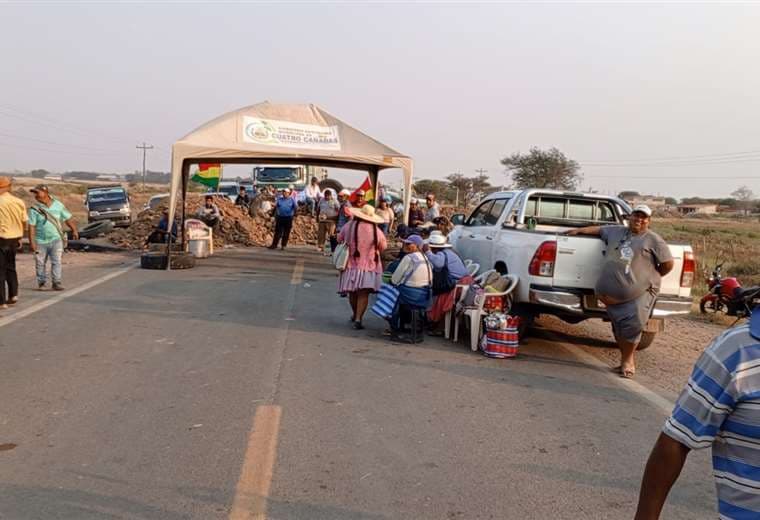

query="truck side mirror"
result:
[451,213,465,225]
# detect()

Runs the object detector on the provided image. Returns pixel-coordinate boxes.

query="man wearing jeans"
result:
[28,185,79,291]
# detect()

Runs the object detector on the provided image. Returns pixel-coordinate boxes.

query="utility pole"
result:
[475,168,488,177]
[451,170,462,207]
[136,142,154,192]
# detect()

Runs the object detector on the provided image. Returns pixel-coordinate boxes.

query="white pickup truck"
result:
[448,189,695,349]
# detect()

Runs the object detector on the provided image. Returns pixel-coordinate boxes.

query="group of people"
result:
[335,200,469,342]
[0,177,79,309]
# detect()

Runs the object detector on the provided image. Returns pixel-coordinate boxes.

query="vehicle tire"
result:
[140,251,196,270]
[637,331,657,351]
[79,220,114,238]
[319,178,343,195]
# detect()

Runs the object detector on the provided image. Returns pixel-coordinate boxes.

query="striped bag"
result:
[481,316,520,358]
[370,283,401,319]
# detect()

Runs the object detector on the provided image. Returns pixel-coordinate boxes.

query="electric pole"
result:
[136,142,154,192]
[451,170,462,207]
[474,168,488,177]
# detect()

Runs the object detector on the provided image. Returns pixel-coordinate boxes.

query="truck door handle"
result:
[469,234,476,238]
[486,236,493,240]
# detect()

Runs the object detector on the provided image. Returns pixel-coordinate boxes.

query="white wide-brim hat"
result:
[349,204,384,224]
[426,230,452,248]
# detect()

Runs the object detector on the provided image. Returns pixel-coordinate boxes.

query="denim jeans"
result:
[35,240,63,285]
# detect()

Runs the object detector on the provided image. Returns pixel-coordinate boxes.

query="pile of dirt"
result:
[107,194,320,250]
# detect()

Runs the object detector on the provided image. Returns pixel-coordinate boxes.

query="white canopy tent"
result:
[167,102,413,253]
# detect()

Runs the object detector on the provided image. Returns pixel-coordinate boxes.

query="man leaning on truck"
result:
[566,205,674,378]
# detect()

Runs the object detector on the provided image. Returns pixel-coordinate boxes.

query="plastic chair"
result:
[185,219,214,257]
[454,274,519,351]
[466,262,480,277]
[444,283,470,339]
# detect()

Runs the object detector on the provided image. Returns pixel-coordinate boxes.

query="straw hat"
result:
[0,176,10,189]
[349,204,384,224]
[426,230,452,248]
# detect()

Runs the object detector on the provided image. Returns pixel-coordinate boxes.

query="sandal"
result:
[352,321,365,330]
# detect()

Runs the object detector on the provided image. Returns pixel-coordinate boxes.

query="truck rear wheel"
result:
[319,178,343,195]
[637,331,657,350]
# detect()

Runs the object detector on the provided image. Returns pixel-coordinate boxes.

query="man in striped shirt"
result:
[635,307,760,519]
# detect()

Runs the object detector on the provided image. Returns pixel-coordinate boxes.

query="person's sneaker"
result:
[37,282,46,290]
[7,297,17,306]
[52,283,65,291]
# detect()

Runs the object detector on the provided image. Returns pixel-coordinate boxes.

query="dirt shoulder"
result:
[13,249,136,285]
[534,314,728,397]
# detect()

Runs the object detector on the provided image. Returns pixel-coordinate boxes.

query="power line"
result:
[585,175,759,179]
[580,148,760,164]
[0,130,125,153]
[0,140,122,157]
[583,155,760,167]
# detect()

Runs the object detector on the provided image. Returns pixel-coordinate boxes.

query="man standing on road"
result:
[635,307,760,520]
[269,187,297,250]
[28,184,79,291]
[567,205,673,378]
[316,189,339,254]
[0,176,27,308]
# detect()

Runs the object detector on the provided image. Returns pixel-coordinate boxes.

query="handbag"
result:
[431,253,457,295]
[333,242,349,270]
[370,283,401,319]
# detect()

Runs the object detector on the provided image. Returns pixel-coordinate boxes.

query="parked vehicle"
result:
[700,263,760,318]
[252,165,343,198]
[85,185,132,227]
[212,181,241,203]
[143,193,170,211]
[448,189,696,349]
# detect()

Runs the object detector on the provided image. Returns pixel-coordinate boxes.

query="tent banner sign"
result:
[242,116,341,151]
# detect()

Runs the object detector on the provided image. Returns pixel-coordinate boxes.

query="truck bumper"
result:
[89,213,132,227]
[528,285,693,318]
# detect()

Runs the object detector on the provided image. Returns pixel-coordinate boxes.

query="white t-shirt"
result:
[304,184,322,199]
[391,251,432,288]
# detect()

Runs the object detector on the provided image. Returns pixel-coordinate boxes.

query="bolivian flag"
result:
[351,176,375,206]
[191,163,222,188]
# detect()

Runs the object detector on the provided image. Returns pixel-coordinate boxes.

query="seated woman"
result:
[424,231,473,334]
[388,234,432,341]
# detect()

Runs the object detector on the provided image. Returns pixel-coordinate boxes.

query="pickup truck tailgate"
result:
[552,235,606,289]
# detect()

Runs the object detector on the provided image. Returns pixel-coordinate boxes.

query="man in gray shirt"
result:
[568,205,674,378]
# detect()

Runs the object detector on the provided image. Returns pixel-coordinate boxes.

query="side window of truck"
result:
[465,200,495,226]
[483,198,508,225]
[597,202,617,222]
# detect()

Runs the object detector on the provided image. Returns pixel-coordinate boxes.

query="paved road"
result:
[0,248,715,519]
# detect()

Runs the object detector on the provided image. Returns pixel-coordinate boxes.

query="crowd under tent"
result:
[167,102,414,259]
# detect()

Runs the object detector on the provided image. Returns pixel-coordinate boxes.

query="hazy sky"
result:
[1,2,759,197]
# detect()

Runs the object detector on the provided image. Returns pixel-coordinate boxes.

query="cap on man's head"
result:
[403,234,423,248]
[30,184,49,194]
[356,189,365,196]
[282,187,292,193]
[410,198,418,204]
[632,204,652,217]
[0,176,10,189]
[338,189,351,196]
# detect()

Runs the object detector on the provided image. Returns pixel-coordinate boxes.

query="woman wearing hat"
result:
[388,234,433,340]
[337,204,387,329]
[423,231,472,334]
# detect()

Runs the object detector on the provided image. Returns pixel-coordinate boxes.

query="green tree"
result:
[665,197,678,205]
[446,173,472,208]
[501,147,581,190]
[618,191,640,200]
[29,169,50,179]
[413,179,453,203]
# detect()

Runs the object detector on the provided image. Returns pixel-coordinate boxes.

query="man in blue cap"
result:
[635,306,760,519]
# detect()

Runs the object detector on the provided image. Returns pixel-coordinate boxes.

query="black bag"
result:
[432,253,457,295]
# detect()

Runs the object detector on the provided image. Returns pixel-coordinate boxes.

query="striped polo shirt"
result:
[663,309,760,520]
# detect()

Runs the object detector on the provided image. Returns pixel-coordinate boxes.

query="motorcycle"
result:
[700,263,760,319]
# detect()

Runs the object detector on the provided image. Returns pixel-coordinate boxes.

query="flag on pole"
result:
[191,163,222,188]
[350,176,374,205]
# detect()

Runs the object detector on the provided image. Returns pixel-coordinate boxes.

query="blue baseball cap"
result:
[751,307,760,340]
[403,234,423,248]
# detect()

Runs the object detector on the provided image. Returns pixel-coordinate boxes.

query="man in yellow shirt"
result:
[0,176,27,308]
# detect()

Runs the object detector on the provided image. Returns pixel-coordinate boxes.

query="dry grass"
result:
[652,217,760,316]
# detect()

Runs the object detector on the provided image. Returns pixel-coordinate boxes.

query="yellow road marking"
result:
[290,259,304,285]
[229,405,283,520]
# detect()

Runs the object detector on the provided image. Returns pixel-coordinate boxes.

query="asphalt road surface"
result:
[0,248,715,519]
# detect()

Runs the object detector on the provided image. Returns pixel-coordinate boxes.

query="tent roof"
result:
[172,101,410,169]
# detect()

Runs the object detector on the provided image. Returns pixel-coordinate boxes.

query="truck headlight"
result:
[89,211,100,216]
[119,207,130,213]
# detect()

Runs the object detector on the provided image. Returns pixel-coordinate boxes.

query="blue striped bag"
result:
[371,283,401,319]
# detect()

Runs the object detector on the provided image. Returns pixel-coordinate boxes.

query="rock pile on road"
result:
[107,194,320,250]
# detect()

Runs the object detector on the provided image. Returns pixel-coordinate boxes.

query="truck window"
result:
[465,200,494,226]
[597,201,617,222]
[483,199,508,225]
[568,199,595,220]
[539,197,565,218]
